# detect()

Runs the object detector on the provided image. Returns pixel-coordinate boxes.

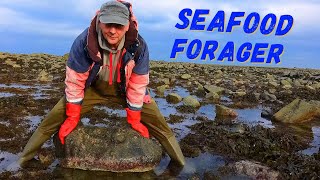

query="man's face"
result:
[99,22,129,48]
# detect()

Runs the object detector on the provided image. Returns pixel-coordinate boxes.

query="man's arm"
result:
[65,28,93,104]
[60,29,93,144]
[125,35,150,138]
[126,35,150,111]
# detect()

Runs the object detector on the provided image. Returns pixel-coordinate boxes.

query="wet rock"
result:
[181,144,201,157]
[54,126,162,172]
[205,92,220,101]
[312,83,320,89]
[161,78,170,85]
[167,114,185,124]
[280,79,291,86]
[261,109,273,119]
[183,96,200,108]
[215,116,235,125]
[181,74,191,80]
[268,88,276,94]
[37,69,53,82]
[214,70,223,78]
[272,98,320,123]
[253,93,261,101]
[261,91,277,102]
[38,148,55,166]
[293,80,302,87]
[170,77,176,83]
[166,93,182,104]
[266,73,275,80]
[156,85,169,97]
[282,84,292,90]
[232,160,280,179]
[196,83,204,91]
[5,59,21,68]
[203,85,224,95]
[233,91,247,97]
[215,105,238,118]
[268,81,278,88]
[305,85,316,91]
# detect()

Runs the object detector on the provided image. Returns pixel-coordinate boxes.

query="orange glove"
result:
[59,103,81,144]
[125,108,149,138]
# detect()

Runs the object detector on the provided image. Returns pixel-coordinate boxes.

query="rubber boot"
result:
[161,136,186,166]
[18,128,51,166]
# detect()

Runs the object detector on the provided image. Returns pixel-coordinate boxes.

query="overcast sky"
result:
[0,0,319,69]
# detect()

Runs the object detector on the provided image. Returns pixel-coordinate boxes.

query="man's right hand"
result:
[59,103,81,144]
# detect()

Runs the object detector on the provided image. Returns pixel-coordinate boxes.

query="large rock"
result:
[156,85,169,97]
[181,74,191,80]
[215,104,238,118]
[203,85,224,95]
[183,96,200,108]
[54,125,162,172]
[231,160,280,179]
[272,98,320,123]
[166,93,182,103]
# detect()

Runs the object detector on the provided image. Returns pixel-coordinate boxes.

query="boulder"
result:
[54,125,162,172]
[205,92,220,100]
[231,160,280,179]
[183,96,200,108]
[215,105,238,118]
[156,85,169,97]
[166,93,182,103]
[203,85,224,95]
[181,74,191,80]
[272,98,320,123]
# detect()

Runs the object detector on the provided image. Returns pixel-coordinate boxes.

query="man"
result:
[18,0,185,167]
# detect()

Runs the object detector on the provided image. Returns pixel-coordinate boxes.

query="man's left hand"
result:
[125,108,149,138]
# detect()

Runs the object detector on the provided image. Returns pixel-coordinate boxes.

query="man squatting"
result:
[18,0,185,168]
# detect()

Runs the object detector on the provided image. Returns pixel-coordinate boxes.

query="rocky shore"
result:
[0,52,319,179]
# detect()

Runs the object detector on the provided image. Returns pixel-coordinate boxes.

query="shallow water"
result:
[0,92,15,98]
[1,84,320,179]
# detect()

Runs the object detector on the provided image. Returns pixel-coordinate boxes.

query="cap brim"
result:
[99,15,129,26]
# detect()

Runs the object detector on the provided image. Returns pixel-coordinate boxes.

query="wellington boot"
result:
[18,128,51,167]
[161,136,186,166]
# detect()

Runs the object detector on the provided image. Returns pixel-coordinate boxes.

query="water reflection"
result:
[53,153,225,179]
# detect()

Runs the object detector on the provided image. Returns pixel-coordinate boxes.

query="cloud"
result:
[0,0,318,37]
[0,7,82,37]
[126,0,320,33]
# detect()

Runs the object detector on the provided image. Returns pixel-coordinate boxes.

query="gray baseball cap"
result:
[99,1,129,26]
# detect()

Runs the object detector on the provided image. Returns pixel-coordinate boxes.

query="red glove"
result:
[125,108,149,138]
[59,103,81,144]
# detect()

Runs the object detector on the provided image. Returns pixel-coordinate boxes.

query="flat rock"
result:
[183,96,200,108]
[54,125,162,172]
[166,93,182,103]
[181,74,191,80]
[272,98,320,123]
[231,160,280,179]
[216,104,238,118]
[203,85,224,95]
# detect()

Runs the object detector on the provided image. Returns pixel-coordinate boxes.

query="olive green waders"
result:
[18,86,185,166]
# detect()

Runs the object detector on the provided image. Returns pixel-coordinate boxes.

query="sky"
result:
[0,0,319,69]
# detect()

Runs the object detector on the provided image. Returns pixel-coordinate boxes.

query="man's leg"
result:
[141,99,185,166]
[18,87,107,166]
